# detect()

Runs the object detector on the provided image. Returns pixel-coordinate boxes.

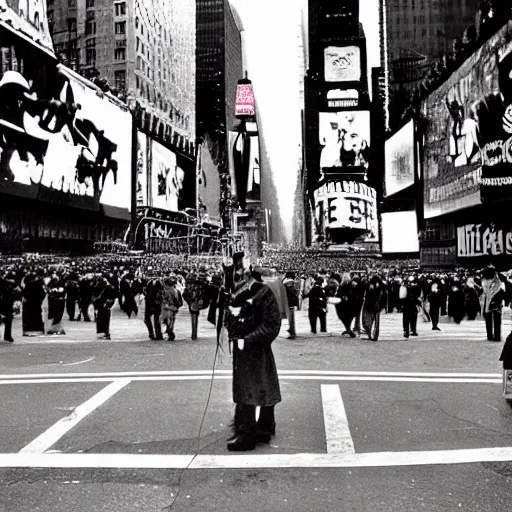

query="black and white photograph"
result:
[2,0,512,511]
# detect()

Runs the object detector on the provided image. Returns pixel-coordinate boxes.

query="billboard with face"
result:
[319,111,370,171]
[313,180,378,242]
[0,64,131,214]
[385,119,415,197]
[324,46,361,83]
[423,21,512,218]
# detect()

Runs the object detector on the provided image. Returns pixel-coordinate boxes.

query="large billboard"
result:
[136,131,147,207]
[423,21,512,218]
[457,223,512,258]
[0,64,131,215]
[313,180,378,242]
[151,140,184,213]
[381,211,419,253]
[324,46,361,83]
[385,119,415,197]
[319,111,370,171]
[197,137,221,220]
[0,0,54,54]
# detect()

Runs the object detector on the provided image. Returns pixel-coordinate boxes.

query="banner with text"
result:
[457,223,512,258]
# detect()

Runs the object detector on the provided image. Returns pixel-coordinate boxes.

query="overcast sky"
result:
[230,0,380,242]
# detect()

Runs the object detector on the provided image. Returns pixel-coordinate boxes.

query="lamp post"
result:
[126,92,139,248]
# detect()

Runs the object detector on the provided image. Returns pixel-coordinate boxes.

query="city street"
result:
[1,305,512,511]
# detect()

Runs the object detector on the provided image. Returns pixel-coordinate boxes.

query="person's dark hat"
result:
[251,267,264,282]
[233,252,245,264]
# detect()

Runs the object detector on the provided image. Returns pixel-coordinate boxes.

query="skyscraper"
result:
[48,0,196,154]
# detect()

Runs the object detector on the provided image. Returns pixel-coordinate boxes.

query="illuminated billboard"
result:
[423,21,512,217]
[319,111,370,171]
[381,211,419,253]
[324,46,361,83]
[151,140,184,213]
[385,120,415,197]
[0,64,132,214]
[313,180,378,242]
[235,81,255,117]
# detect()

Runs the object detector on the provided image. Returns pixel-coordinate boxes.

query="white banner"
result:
[457,224,512,257]
[382,211,419,253]
[151,141,183,212]
[136,131,147,207]
[385,119,415,197]
[324,46,361,83]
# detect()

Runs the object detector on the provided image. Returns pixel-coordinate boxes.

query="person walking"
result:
[92,273,117,340]
[144,276,164,341]
[335,273,356,338]
[64,269,80,321]
[225,265,282,452]
[160,274,183,341]
[361,274,385,341]
[401,276,422,338]
[282,271,299,339]
[427,281,443,331]
[482,265,506,342]
[183,270,210,340]
[306,276,327,334]
[0,273,21,342]
[21,271,46,336]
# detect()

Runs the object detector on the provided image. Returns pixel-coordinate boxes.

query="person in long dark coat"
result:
[144,277,164,341]
[47,275,66,335]
[22,272,46,336]
[427,281,443,331]
[351,276,366,334]
[401,276,422,338]
[306,276,327,334]
[120,271,138,318]
[183,271,210,340]
[0,273,21,342]
[77,274,94,322]
[225,267,282,452]
[448,278,465,324]
[64,269,80,321]
[361,274,385,341]
[335,273,356,338]
[464,277,481,320]
[92,274,117,340]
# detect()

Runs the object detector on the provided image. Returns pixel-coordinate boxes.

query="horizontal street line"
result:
[0,376,501,385]
[3,447,512,469]
[0,370,501,380]
[19,379,131,454]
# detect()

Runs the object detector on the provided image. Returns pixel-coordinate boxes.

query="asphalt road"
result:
[1,303,512,511]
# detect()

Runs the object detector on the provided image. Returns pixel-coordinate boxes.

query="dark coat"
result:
[229,281,282,407]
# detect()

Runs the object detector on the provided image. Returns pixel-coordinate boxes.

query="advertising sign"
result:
[457,223,512,257]
[319,111,370,171]
[151,140,184,213]
[136,131,147,207]
[327,89,359,109]
[313,180,378,241]
[423,21,512,217]
[197,137,221,220]
[235,82,255,117]
[0,0,54,54]
[324,46,361,83]
[381,211,419,253]
[246,135,261,201]
[385,119,415,197]
[0,64,131,214]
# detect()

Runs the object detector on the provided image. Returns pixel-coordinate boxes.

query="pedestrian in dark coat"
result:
[120,271,138,318]
[22,272,46,336]
[362,275,384,341]
[351,276,366,333]
[482,265,506,342]
[92,275,117,340]
[65,270,80,321]
[0,274,21,342]
[183,271,210,340]
[401,276,422,338]
[283,271,299,339]
[77,275,94,321]
[464,277,481,320]
[144,277,164,341]
[225,268,282,452]
[335,273,356,337]
[448,277,465,324]
[306,277,327,334]
[47,276,66,335]
[428,281,443,331]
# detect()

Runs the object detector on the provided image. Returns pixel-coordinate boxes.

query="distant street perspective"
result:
[1,0,512,511]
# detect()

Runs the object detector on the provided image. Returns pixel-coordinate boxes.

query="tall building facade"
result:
[196,0,244,226]
[48,0,196,159]
[381,0,479,128]
[305,0,377,247]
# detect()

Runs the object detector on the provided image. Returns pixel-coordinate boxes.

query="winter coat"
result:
[228,281,282,407]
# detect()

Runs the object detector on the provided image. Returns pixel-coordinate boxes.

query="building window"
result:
[68,0,76,6]
[85,20,96,35]
[114,48,126,60]
[86,10,95,19]
[86,48,96,65]
[115,2,126,16]
[115,21,126,34]
[135,16,139,29]
[67,17,77,32]
[86,0,94,6]
[114,70,126,90]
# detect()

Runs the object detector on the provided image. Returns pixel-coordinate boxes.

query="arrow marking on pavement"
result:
[321,384,355,454]
[19,379,131,454]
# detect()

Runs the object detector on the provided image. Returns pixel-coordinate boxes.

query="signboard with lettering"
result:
[326,89,359,109]
[313,180,378,241]
[457,223,512,257]
[235,81,256,118]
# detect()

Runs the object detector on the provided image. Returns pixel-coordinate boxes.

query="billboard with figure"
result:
[385,119,415,197]
[423,21,512,218]
[0,63,131,215]
[313,180,378,242]
[324,46,361,83]
[319,111,370,172]
[197,136,220,220]
[151,140,184,213]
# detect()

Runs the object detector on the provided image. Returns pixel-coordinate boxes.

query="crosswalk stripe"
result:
[321,384,355,455]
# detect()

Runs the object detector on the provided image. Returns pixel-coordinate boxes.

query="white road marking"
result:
[61,357,95,366]
[19,379,131,454]
[3,447,512,469]
[321,384,355,454]
[0,375,501,385]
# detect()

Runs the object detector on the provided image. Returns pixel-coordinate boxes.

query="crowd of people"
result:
[0,252,509,345]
